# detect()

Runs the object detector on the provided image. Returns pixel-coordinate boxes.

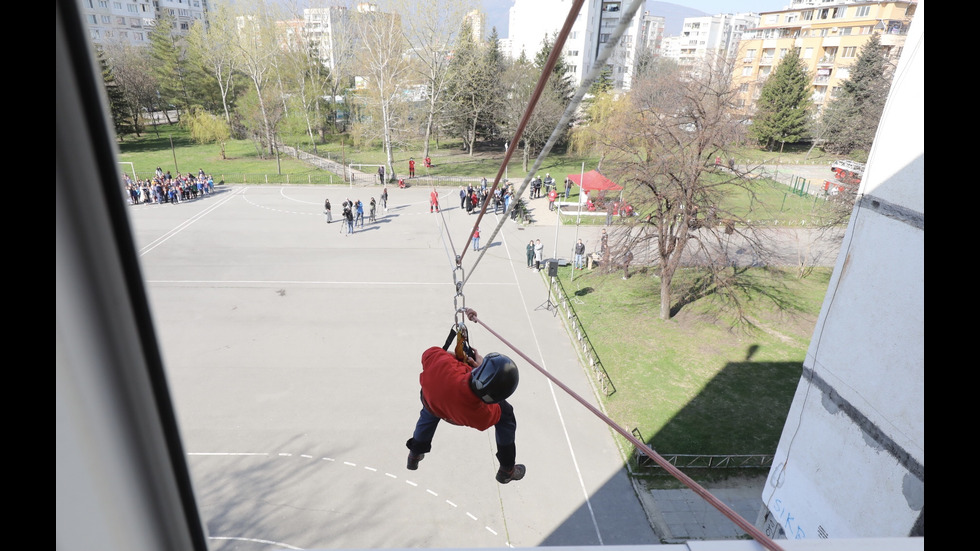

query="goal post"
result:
[118,161,136,181]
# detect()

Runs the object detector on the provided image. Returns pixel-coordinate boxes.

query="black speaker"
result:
[547,261,559,277]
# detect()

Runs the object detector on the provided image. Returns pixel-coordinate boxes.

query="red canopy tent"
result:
[566,170,624,213]
[566,169,622,193]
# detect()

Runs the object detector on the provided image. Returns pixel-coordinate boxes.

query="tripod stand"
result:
[535,275,557,316]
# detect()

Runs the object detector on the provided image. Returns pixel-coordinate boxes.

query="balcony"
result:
[817,56,836,65]
[759,57,775,65]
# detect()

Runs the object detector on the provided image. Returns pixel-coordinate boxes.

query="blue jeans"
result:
[575,253,583,269]
[409,396,517,451]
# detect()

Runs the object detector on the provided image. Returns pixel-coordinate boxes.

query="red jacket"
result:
[420,347,500,430]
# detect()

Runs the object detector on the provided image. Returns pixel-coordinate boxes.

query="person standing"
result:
[355,200,365,227]
[404,308,525,484]
[622,247,634,280]
[574,239,585,270]
[369,197,377,223]
[534,239,544,271]
[343,202,354,235]
[526,240,535,269]
[382,187,389,212]
[564,177,572,199]
[605,201,614,226]
[324,198,333,223]
[472,227,481,251]
[548,187,558,211]
[544,173,555,196]
[378,165,386,185]
[459,186,467,209]
[430,188,440,213]
[409,158,416,178]
[600,228,610,268]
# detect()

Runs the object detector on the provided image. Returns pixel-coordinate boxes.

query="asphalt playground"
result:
[127,182,660,550]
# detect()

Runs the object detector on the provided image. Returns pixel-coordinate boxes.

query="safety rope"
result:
[467,312,785,551]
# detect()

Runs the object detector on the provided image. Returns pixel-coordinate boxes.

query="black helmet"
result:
[469,353,519,404]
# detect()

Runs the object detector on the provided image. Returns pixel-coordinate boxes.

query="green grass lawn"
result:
[555,265,832,485]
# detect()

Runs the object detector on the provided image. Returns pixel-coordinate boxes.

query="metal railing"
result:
[629,428,774,471]
[547,273,616,397]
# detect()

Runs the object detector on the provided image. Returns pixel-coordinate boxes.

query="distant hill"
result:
[648,1,708,37]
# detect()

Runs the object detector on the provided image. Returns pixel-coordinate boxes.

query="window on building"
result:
[833,7,845,19]
[842,46,856,58]
[569,64,578,73]
[739,83,749,93]
[87,14,97,24]
[842,26,852,35]
[856,5,870,17]
[570,31,577,39]
[837,67,850,79]
[743,48,756,61]
[85,0,94,7]
[98,0,108,7]
[120,31,128,38]
[567,50,579,57]
[762,48,774,60]
[105,30,112,37]
[113,2,121,9]
[180,22,189,30]
[135,32,143,40]
[765,14,778,24]
[818,8,829,19]
[801,10,813,21]
[115,16,125,24]
[91,29,100,39]
[760,66,771,77]
[741,66,753,76]
[599,34,609,43]
[779,48,787,58]
[786,14,797,23]
[821,46,836,62]
[101,15,111,23]
[819,28,829,37]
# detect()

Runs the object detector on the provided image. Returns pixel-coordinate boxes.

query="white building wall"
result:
[507,0,643,90]
[761,3,924,541]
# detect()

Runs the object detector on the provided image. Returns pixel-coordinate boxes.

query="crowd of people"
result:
[123,167,215,205]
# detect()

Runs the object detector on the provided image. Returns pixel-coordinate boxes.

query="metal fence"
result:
[547,273,616,397]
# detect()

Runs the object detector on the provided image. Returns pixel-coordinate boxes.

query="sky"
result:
[482,0,792,38]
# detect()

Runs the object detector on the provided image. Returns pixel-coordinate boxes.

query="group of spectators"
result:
[123,167,215,206]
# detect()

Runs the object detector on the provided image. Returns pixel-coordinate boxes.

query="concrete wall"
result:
[760,2,923,540]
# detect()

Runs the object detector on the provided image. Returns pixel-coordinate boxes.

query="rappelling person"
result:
[404,308,526,484]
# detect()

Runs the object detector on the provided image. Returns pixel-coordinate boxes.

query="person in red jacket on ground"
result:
[430,187,440,213]
[405,308,525,484]
[548,187,558,211]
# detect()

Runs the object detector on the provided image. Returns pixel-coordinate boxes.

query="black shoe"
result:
[407,452,424,470]
[495,464,526,484]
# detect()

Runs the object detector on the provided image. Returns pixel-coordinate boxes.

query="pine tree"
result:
[819,34,890,155]
[749,49,813,151]
[149,11,191,118]
[97,45,133,137]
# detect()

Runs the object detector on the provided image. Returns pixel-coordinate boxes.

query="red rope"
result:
[469,313,785,551]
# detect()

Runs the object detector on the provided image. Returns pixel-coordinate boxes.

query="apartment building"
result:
[78,0,209,46]
[301,6,351,72]
[507,0,644,91]
[639,12,666,57]
[733,0,917,114]
[672,12,761,71]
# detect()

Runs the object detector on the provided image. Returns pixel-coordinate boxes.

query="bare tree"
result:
[498,52,564,173]
[184,3,240,129]
[397,0,477,160]
[350,4,413,181]
[601,58,779,321]
[102,40,160,136]
[232,0,284,157]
